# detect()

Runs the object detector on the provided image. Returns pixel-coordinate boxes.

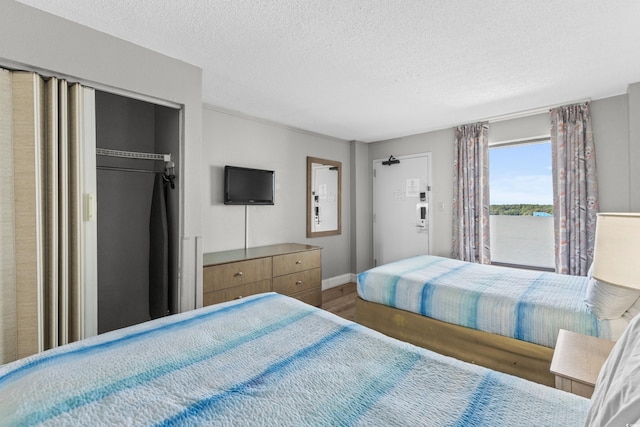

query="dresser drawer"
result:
[272,250,321,277]
[288,286,322,307]
[272,268,321,295]
[203,257,272,292]
[203,279,272,306]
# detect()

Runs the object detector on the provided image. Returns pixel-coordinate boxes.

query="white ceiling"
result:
[17,0,640,142]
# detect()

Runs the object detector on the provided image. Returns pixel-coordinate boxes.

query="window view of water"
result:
[490,141,554,269]
[490,215,554,269]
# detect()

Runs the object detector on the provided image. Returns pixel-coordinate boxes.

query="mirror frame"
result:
[307,156,342,238]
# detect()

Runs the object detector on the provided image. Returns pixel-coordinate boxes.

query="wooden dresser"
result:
[203,243,322,307]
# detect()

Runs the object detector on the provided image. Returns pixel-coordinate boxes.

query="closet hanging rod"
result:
[97,165,161,174]
[96,147,171,162]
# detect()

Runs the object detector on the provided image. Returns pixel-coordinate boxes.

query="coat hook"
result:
[382,155,400,166]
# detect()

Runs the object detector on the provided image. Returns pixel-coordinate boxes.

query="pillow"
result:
[585,313,640,426]
[584,270,640,320]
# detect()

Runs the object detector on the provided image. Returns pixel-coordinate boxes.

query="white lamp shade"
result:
[592,213,640,289]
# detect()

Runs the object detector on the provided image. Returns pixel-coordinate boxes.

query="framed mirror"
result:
[307,156,341,237]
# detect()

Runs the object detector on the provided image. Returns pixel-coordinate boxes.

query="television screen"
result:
[224,166,275,205]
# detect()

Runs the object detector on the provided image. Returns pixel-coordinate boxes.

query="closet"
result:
[95,91,180,334]
[2,69,182,365]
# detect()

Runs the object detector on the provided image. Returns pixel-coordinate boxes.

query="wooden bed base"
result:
[355,297,555,387]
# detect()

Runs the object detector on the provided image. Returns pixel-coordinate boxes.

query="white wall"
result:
[350,141,372,273]
[628,83,640,211]
[489,112,550,143]
[201,106,351,282]
[591,95,630,211]
[0,0,203,312]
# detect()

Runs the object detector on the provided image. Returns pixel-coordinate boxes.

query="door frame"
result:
[372,152,433,266]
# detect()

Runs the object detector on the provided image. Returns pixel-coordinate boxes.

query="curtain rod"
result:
[485,98,591,124]
[97,165,177,189]
[97,165,160,174]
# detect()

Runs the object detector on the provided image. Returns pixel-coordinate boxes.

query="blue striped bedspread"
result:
[0,292,589,426]
[357,255,628,348]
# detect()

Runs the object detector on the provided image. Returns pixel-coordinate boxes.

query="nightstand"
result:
[550,329,615,398]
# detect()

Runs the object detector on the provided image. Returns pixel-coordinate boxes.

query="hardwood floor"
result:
[321,282,357,321]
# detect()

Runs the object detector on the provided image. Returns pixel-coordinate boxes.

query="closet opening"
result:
[95,91,180,334]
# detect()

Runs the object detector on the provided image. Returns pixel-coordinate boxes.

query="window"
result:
[489,140,554,269]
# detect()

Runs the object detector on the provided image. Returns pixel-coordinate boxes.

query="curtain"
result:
[452,123,490,264]
[550,102,599,276]
[1,69,85,363]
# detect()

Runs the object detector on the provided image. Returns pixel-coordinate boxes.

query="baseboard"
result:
[322,273,357,291]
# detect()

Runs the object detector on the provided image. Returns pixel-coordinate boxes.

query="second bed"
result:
[356,255,630,386]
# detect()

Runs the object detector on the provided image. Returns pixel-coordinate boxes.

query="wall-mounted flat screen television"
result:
[224,165,275,205]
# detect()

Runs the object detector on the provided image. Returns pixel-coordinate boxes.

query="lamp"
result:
[591,213,640,290]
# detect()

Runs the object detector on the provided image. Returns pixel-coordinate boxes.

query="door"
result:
[373,153,432,266]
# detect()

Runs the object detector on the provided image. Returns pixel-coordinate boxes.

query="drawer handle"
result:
[296,260,302,265]
[235,271,243,277]
[295,280,303,285]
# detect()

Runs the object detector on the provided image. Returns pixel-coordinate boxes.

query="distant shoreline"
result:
[490,204,553,216]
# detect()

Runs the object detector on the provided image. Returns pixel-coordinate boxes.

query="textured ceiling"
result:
[16,0,640,142]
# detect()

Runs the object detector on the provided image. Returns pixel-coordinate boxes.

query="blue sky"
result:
[489,142,553,205]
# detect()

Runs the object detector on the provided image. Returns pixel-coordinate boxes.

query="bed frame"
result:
[355,297,555,387]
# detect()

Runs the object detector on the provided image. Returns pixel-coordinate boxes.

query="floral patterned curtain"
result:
[550,102,599,276]
[452,123,490,264]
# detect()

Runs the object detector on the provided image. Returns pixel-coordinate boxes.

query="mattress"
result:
[357,255,628,347]
[0,293,589,426]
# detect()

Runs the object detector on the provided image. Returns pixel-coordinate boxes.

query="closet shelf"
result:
[96,148,171,162]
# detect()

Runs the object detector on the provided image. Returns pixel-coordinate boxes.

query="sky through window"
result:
[489,142,552,205]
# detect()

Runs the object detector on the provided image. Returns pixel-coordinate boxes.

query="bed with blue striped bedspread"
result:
[0,292,588,426]
[357,255,628,348]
